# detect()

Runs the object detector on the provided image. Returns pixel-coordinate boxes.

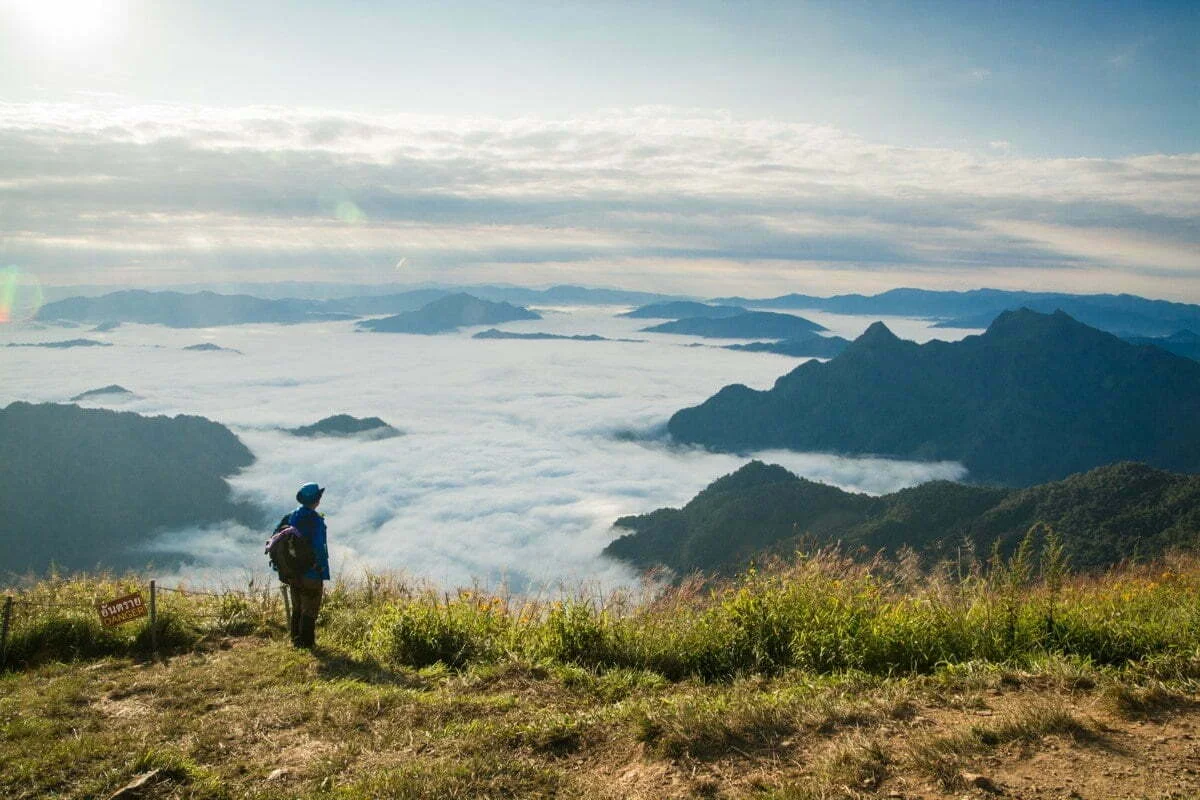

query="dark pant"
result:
[287,577,323,648]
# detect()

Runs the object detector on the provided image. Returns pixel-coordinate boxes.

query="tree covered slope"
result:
[668,309,1200,486]
[605,460,1200,575]
[0,402,256,573]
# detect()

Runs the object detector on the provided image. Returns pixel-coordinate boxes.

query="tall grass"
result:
[1,572,284,668]
[6,544,1200,680]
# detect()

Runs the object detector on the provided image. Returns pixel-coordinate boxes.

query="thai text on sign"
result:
[97,592,148,627]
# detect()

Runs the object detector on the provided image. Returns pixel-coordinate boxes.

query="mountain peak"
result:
[985,307,1080,336]
[852,321,902,347]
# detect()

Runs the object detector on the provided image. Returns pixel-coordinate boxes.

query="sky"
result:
[1,0,1198,300]
[0,306,970,588]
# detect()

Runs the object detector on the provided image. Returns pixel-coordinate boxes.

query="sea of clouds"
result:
[1,306,975,590]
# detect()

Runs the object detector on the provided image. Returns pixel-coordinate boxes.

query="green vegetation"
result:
[2,551,1199,798]
[7,543,1200,678]
[0,402,256,573]
[606,460,1200,575]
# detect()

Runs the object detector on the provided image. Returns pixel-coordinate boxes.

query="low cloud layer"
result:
[2,308,970,589]
[1,103,1198,299]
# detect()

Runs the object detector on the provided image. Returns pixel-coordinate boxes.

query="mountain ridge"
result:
[604,460,1200,575]
[668,309,1200,486]
[0,402,257,573]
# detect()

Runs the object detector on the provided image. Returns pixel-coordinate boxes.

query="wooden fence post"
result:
[280,584,291,627]
[0,596,12,669]
[149,580,158,659]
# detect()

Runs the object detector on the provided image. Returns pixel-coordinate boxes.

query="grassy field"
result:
[3,543,1200,799]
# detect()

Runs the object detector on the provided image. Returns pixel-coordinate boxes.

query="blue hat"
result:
[296,482,325,504]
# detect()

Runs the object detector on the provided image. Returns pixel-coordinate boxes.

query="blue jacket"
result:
[288,506,330,580]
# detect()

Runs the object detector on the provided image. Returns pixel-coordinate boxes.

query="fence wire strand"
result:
[157,585,235,599]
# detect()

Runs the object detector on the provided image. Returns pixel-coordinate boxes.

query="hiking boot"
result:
[299,616,317,649]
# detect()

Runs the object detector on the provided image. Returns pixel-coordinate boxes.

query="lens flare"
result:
[0,267,46,324]
[334,200,366,224]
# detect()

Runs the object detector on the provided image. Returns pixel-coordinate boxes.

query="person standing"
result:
[287,482,329,649]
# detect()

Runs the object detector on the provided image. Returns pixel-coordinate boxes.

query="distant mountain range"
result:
[8,339,111,349]
[711,288,1200,338]
[0,403,256,573]
[1123,330,1200,362]
[357,293,540,334]
[36,290,354,327]
[32,285,1200,339]
[33,285,682,327]
[184,343,241,354]
[604,460,1200,575]
[669,309,1200,486]
[642,311,826,339]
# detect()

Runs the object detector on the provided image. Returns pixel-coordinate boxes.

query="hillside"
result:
[604,460,1200,575]
[642,311,825,339]
[0,402,256,573]
[3,561,1199,799]
[668,309,1200,486]
[357,293,541,334]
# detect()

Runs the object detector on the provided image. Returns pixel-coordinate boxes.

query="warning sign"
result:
[97,592,148,627]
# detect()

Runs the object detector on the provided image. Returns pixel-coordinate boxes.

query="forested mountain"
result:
[357,293,540,333]
[604,460,1200,575]
[642,311,826,339]
[669,309,1200,486]
[0,403,256,573]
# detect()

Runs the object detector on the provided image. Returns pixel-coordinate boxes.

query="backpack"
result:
[265,514,317,584]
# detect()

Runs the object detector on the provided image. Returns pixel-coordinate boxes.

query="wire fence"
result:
[0,579,293,669]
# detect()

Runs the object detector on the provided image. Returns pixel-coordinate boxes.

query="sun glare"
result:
[6,0,125,52]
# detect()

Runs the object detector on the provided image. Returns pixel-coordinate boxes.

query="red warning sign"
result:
[96,592,148,627]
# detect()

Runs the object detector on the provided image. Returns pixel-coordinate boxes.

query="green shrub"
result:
[367,595,507,668]
[5,614,126,666]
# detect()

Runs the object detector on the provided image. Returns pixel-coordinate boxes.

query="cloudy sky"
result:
[1,0,1198,299]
